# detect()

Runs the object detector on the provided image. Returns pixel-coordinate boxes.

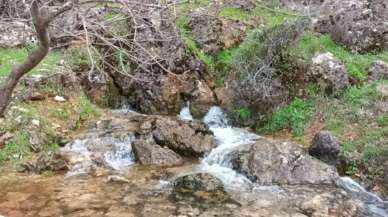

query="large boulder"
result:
[187,10,262,55]
[368,60,388,82]
[107,7,216,115]
[132,138,183,167]
[309,131,341,165]
[172,173,229,203]
[137,116,217,157]
[283,0,388,53]
[228,137,338,185]
[309,52,349,94]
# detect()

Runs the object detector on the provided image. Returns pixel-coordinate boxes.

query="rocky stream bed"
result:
[0,105,387,217]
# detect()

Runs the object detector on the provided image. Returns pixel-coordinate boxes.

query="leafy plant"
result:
[257,98,314,136]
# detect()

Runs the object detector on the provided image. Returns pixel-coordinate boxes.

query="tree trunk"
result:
[0,1,72,117]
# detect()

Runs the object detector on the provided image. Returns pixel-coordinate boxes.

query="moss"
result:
[0,47,63,77]
[288,32,388,80]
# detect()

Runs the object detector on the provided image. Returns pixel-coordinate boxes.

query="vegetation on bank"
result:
[0,90,100,166]
[288,32,388,80]
[0,47,63,76]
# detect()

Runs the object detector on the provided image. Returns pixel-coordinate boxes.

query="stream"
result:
[0,105,387,217]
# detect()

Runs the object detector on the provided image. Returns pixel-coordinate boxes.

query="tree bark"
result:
[0,1,72,117]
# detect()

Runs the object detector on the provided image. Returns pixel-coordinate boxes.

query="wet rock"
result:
[172,173,229,203]
[139,116,216,157]
[309,53,349,94]
[21,152,69,174]
[300,195,358,217]
[368,60,388,81]
[132,138,183,167]
[229,138,338,185]
[309,131,341,165]
[106,175,130,184]
[106,8,216,115]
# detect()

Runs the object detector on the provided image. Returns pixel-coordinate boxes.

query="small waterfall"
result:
[178,101,193,121]
[337,177,388,217]
[62,134,135,176]
[200,106,259,190]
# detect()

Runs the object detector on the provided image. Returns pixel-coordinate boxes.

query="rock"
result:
[23,90,45,101]
[285,0,388,52]
[172,173,229,203]
[368,60,388,81]
[132,138,183,167]
[224,0,257,10]
[21,152,69,174]
[0,132,13,148]
[139,116,216,157]
[106,175,130,184]
[187,11,261,55]
[310,53,349,94]
[377,83,388,98]
[229,137,338,185]
[104,8,216,115]
[309,131,341,165]
[54,96,66,102]
[0,21,34,47]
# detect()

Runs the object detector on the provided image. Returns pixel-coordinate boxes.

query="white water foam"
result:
[62,135,135,176]
[337,177,388,217]
[178,102,193,121]
[200,106,259,190]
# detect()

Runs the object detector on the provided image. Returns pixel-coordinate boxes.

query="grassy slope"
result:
[0,47,63,76]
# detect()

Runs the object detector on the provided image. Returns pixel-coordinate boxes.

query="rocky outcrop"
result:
[132,138,183,167]
[106,7,216,115]
[172,173,229,203]
[309,53,349,94]
[228,138,338,185]
[0,21,34,47]
[283,0,388,53]
[368,60,388,82]
[21,153,69,174]
[187,10,262,55]
[137,116,217,157]
[309,131,341,165]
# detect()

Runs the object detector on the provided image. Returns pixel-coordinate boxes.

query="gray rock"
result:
[368,60,388,81]
[172,173,229,203]
[139,116,216,157]
[310,52,349,94]
[229,137,338,185]
[132,138,183,167]
[309,131,341,165]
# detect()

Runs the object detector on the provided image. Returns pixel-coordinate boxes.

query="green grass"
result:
[257,98,314,136]
[218,6,299,28]
[0,47,63,76]
[175,0,210,13]
[288,32,388,80]
[78,94,99,122]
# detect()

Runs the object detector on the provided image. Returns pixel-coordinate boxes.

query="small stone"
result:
[106,175,130,184]
[31,119,40,127]
[54,96,66,102]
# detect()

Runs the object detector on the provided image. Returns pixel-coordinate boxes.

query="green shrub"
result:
[234,106,252,121]
[257,98,314,136]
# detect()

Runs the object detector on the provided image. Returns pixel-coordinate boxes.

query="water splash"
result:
[337,177,388,217]
[200,106,259,190]
[62,134,135,176]
[178,102,193,121]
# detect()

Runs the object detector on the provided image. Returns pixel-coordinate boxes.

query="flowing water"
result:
[0,105,387,217]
